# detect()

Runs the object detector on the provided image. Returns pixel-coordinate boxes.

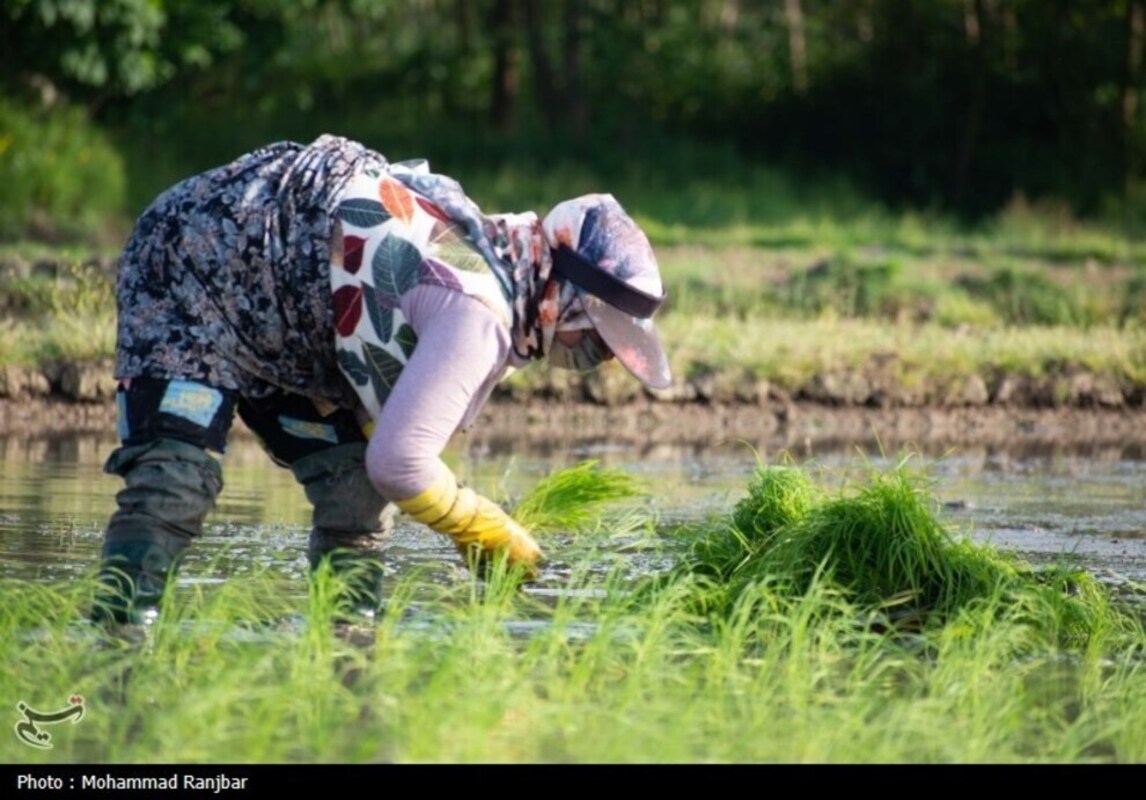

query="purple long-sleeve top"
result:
[365,284,522,502]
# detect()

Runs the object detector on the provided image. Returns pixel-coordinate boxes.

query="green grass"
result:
[658,315,1146,388]
[2,459,1144,764]
[0,260,116,365]
[3,196,1146,395]
[2,254,1145,398]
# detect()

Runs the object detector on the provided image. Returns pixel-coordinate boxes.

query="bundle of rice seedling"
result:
[685,465,822,583]
[732,465,823,542]
[671,462,1136,646]
[510,460,647,534]
[756,469,1005,614]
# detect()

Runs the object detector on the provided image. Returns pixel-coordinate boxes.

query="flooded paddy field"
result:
[2,421,1144,594]
[3,414,1146,764]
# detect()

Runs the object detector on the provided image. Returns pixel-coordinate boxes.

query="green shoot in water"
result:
[510,459,647,534]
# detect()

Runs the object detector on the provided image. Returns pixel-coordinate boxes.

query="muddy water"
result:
[1,432,1144,604]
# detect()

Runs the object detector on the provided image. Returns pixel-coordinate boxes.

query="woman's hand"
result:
[395,470,542,580]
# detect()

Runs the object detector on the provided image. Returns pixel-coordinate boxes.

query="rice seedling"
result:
[666,456,1142,653]
[508,459,648,535]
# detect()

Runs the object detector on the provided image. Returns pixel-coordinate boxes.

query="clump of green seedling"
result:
[672,458,1138,648]
[732,464,822,541]
[510,459,647,534]
[682,465,822,585]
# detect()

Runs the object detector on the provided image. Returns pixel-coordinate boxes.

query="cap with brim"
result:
[545,195,672,391]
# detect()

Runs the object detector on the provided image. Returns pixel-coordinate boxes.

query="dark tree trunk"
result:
[1123,0,1145,197]
[562,0,586,144]
[954,0,988,209]
[456,0,476,55]
[523,0,560,132]
[489,0,520,133]
[785,0,808,95]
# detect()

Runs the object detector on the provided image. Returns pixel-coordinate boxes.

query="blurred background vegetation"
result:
[3,1,1146,389]
[2,0,1145,244]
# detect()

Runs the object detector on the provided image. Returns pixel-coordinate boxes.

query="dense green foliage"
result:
[2,0,1145,241]
[0,99,125,240]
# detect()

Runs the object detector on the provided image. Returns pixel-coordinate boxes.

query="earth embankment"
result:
[4,387,1146,456]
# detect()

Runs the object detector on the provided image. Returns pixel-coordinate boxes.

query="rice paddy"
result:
[2,457,1143,764]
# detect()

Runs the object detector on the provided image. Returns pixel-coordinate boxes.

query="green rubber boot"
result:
[90,439,223,627]
[292,443,393,623]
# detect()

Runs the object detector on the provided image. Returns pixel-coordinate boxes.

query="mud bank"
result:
[469,400,1146,454]
[4,395,1146,457]
[4,350,1146,453]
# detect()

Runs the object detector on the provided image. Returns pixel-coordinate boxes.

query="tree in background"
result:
[1,0,1143,235]
[0,0,256,110]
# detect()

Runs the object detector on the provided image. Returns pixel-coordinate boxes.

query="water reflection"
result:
[1,429,1144,590]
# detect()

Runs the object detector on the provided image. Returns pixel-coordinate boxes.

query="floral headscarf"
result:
[387,161,593,362]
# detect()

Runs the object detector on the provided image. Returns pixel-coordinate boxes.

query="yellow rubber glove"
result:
[395,469,542,578]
